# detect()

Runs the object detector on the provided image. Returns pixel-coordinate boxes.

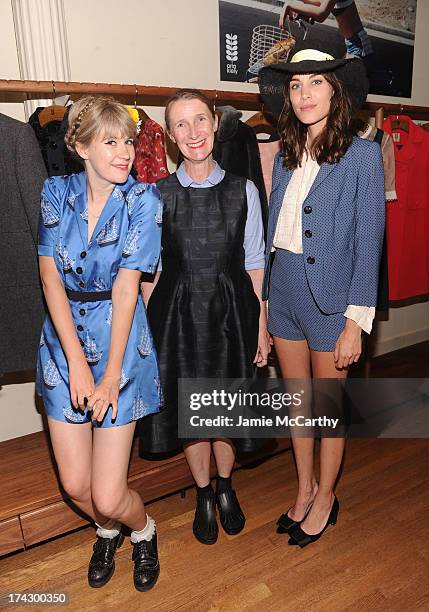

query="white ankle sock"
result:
[96,520,121,539]
[130,514,156,543]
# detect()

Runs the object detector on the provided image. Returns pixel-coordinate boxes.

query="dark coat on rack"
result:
[0,113,47,375]
[213,106,268,234]
[29,107,82,176]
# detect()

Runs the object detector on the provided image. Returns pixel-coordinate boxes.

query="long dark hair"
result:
[278,72,353,169]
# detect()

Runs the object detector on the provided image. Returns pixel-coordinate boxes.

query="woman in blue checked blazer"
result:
[259,43,385,548]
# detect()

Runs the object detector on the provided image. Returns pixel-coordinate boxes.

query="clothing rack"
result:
[1,79,429,119]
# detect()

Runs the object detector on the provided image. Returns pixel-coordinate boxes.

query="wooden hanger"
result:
[245,110,276,136]
[389,108,410,133]
[38,81,66,127]
[137,107,150,123]
[133,85,150,123]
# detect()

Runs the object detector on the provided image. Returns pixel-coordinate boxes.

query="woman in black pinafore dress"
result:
[140,89,270,545]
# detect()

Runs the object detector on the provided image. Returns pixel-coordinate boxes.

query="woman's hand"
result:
[254,326,272,368]
[87,375,121,423]
[334,319,362,370]
[279,0,333,28]
[69,358,95,410]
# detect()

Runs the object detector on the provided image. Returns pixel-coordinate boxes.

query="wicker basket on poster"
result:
[248,25,295,80]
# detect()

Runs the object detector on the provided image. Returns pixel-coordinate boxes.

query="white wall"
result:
[0,0,24,120]
[1,0,428,441]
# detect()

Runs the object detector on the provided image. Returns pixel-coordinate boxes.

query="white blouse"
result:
[272,153,375,334]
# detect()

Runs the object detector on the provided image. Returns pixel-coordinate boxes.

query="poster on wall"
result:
[219,0,416,98]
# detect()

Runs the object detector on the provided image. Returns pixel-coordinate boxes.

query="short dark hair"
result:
[165,88,215,131]
[278,72,353,169]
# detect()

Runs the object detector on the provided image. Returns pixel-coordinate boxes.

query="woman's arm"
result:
[334,143,385,369]
[141,271,161,306]
[39,256,94,408]
[248,268,271,367]
[244,180,271,367]
[88,268,141,421]
[279,0,336,26]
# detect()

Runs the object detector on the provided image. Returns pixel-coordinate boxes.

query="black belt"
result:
[65,288,112,302]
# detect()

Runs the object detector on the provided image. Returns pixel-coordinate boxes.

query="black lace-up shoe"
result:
[88,531,124,588]
[132,531,160,592]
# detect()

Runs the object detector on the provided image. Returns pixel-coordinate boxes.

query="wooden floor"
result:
[0,437,428,611]
[1,342,428,611]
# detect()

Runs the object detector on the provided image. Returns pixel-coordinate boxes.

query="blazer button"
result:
[304,205,312,214]
[80,251,87,259]
[77,325,84,332]
[304,230,312,238]
[79,308,86,316]
[307,256,315,264]
[76,266,83,274]
[79,281,85,288]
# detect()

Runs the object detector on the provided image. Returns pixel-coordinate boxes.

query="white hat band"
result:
[290,49,335,63]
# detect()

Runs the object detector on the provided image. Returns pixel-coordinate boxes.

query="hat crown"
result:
[290,49,335,64]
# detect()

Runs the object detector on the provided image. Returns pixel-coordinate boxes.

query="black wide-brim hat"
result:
[259,38,369,119]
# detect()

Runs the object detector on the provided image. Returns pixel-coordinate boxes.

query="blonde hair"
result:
[65,95,136,157]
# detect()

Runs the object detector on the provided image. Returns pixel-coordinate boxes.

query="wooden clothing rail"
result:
[1,78,429,119]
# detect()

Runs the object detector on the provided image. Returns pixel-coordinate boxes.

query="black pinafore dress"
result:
[139,172,261,454]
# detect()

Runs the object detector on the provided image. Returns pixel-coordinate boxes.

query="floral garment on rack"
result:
[133,119,169,183]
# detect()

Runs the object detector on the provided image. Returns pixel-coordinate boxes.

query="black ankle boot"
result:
[132,530,160,592]
[193,485,218,545]
[216,477,245,535]
[88,530,124,588]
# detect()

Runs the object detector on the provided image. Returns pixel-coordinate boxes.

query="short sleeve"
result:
[119,182,162,273]
[38,176,66,257]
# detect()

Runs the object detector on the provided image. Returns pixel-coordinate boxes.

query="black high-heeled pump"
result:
[288,496,339,548]
[276,502,313,534]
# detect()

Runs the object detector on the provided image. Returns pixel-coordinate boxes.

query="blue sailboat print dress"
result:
[36,172,163,427]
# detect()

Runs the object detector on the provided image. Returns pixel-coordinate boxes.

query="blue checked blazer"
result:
[262,137,385,314]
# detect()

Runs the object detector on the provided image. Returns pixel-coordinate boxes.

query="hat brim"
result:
[259,57,369,118]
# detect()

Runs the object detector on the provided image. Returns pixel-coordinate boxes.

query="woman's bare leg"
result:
[183,440,212,486]
[47,418,107,525]
[91,422,147,531]
[273,337,318,520]
[299,350,347,534]
[212,439,235,477]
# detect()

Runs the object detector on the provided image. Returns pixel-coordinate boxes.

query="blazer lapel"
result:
[271,165,293,211]
[305,162,336,201]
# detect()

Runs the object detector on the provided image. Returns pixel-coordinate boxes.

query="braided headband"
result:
[67,98,96,147]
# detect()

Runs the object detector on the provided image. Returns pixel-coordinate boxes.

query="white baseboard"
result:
[373,327,429,357]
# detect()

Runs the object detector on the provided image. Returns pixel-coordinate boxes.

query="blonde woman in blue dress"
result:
[36,96,162,591]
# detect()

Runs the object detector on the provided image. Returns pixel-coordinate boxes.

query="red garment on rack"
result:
[134,119,169,183]
[383,115,429,300]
